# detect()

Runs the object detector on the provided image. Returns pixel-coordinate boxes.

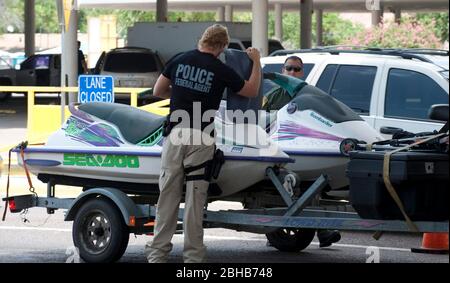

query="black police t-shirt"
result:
[162,49,245,133]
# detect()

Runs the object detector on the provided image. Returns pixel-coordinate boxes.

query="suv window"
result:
[316,64,377,114]
[316,64,338,91]
[228,42,243,51]
[103,53,158,73]
[385,68,449,120]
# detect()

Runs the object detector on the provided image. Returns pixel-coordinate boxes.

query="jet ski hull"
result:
[16,145,291,198]
[285,153,348,189]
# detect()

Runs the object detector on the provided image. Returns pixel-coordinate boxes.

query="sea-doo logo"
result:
[310,112,333,128]
[63,153,140,168]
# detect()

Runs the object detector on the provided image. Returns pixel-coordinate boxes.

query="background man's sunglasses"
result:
[284,65,302,72]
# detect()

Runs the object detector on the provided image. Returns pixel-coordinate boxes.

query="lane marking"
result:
[0,226,71,232]
[0,110,16,114]
[309,242,411,252]
[0,225,412,252]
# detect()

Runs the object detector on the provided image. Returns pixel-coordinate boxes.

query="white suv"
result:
[261,48,449,139]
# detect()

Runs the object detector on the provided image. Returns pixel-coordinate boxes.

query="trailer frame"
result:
[3,167,449,262]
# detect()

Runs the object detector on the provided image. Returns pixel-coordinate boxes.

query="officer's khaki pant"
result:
[145,128,215,263]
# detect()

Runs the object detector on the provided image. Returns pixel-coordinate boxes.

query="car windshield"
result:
[419,54,449,70]
[104,52,158,73]
[35,56,50,69]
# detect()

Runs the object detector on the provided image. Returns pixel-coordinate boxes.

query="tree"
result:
[320,13,364,46]
[0,0,23,34]
[345,17,442,48]
[35,0,59,33]
[235,11,363,49]
[415,12,449,43]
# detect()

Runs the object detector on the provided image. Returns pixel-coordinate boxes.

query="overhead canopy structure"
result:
[77,0,449,12]
[21,0,448,106]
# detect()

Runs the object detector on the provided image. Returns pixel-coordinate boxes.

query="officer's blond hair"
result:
[198,24,230,50]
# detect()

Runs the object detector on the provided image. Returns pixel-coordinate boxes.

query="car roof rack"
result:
[269,46,449,65]
[110,46,154,52]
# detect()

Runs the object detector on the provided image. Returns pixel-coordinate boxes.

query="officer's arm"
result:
[153,74,172,98]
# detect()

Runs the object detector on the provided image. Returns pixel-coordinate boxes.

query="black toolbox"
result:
[347,151,449,221]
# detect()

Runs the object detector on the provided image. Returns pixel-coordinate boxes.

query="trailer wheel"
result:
[266,228,315,252]
[73,198,129,263]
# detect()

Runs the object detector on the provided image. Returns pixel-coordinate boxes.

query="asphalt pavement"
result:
[0,202,448,263]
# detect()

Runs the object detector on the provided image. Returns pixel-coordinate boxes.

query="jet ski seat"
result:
[79,102,167,144]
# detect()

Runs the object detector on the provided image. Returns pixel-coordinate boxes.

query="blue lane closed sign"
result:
[78,75,114,103]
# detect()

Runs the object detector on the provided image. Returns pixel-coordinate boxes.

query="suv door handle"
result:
[380,126,403,135]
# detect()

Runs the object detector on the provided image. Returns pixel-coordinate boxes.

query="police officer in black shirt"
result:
[145,24,261,263]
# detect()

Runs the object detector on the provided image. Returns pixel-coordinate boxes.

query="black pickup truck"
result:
[0,54,61,101]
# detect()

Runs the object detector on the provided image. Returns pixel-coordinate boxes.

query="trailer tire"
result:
[266,228,315,252]
[73,197,129,263]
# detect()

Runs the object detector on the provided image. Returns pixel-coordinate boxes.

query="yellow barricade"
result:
[0,86,170,149]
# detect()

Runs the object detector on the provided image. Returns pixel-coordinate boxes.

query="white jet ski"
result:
[13,102,293,198]
[219,71,383,190]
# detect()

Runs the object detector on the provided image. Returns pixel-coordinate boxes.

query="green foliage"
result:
[35,0,59,33]
[225,12,363,49]
[257,12,363,49]
[0,0,23,33]
[321,13,364,46]
[170,11,216,22]
[345,17,442,48]
[415,12,449,43]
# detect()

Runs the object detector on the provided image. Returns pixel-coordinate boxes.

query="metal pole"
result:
[300,0,313,49]
[316,9,323,47]
[371,9,383,26]
[252,0,268,57]
[66,9,78,104]
[56,0,66,124]
[225,5,233,22]
[394,8,401,24]
[156,0,168,22]
[216,6,225,22]
[274,3,283,41]
[24,0,35,57]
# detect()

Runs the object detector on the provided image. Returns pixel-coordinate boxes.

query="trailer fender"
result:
[64,188,144,225]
